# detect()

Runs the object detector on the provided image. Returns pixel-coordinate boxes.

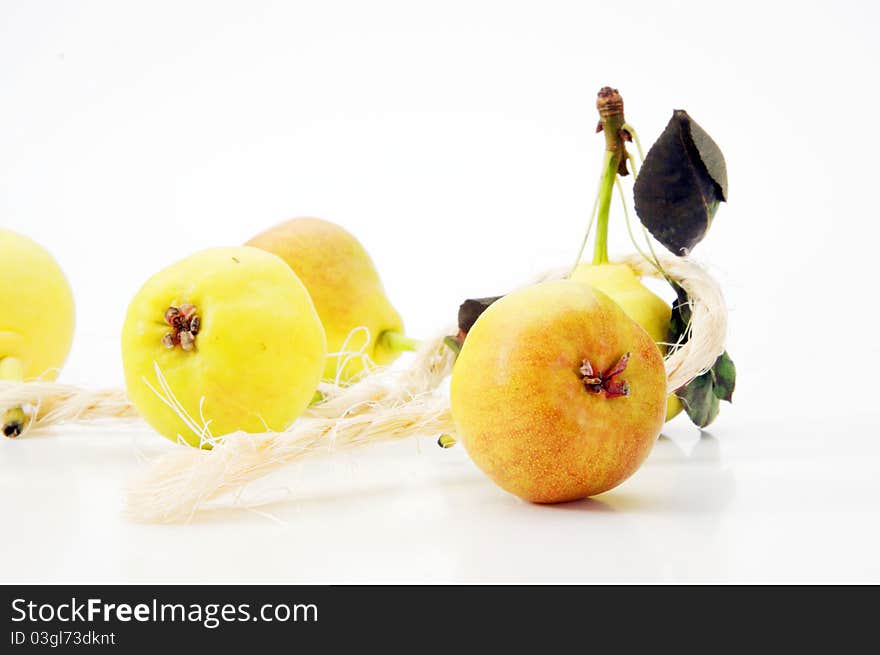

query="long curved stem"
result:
[623,122,646,162]
[617,176,659,274]
[624,152,669,280]
[641,222,669,282]
[569,162,605,274]
[627,151,640,176]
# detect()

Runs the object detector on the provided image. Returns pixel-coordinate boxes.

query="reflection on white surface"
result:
[1,413,878,583]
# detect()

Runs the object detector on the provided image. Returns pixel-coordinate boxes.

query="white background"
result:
[1,0,878,583]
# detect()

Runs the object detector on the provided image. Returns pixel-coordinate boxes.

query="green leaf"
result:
[634,110,727,256]
[675,351,736,428]
[711,351,736,402]
[676,372,720,428]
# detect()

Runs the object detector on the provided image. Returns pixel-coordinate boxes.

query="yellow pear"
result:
[121,247,326,446]
[450,279,667,503]
[571,262,683,421]
[246,218,412,383]
[1,229,75,437]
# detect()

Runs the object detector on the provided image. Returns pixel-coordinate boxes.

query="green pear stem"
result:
[591,87,630,266]
[592,151,619,266]
[571,86,632,269]
[380,331,420,353]
[0,356,27,438]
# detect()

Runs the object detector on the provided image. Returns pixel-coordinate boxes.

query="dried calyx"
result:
[579,352,631,398]
[162,304,200,351]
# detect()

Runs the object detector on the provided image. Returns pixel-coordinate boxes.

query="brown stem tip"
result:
[596,86,624,120]
[162,303,200,351]
[595,86,631,176]
[579,352,631,398]
[2,421,23,438]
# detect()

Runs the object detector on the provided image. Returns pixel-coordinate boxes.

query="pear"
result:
[1,229,75,437]
[121,247,326,446]
[571,262,683,421]
[450,279,667,503]
[247,218,412,383]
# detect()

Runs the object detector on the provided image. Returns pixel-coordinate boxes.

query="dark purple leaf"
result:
[634,110,727,256]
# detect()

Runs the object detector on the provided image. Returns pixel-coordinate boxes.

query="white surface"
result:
[1,412,878,584]
[2,1,880,583]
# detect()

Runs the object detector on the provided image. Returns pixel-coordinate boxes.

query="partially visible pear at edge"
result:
[247,218,405,383]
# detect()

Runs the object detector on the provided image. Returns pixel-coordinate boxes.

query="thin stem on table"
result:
[380,331,420,353]
[0,356,27,438]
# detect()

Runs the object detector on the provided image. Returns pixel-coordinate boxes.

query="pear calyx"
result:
[162,304,200,352]
[579,352,631,398]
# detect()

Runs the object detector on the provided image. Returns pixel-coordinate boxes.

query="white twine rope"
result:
[0,381,136,428]
[125,331,457,523]
[626,254,728,393]
[1,255,727,522]
[0,323,382,438]
[325,324,376,387]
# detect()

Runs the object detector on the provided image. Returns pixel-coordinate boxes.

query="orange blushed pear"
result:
[450,279,667,503]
